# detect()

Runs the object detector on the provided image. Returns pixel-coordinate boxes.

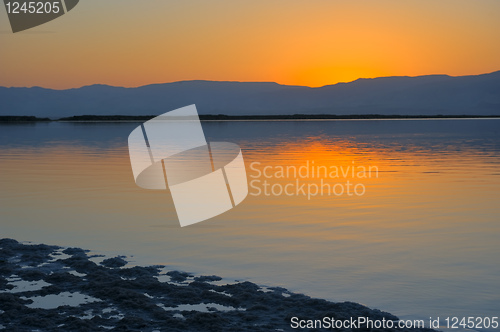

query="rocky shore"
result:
[0,239,436,331]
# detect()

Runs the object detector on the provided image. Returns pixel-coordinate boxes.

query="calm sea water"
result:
[1,119,499,328]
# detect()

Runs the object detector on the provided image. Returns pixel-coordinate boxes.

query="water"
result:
[1,119,499,328]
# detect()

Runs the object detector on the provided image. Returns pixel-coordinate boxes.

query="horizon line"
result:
[1,69,499,91]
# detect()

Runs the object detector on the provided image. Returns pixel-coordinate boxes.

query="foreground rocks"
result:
[0,239,436,332]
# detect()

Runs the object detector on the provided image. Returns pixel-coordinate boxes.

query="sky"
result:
[0,0,499,89]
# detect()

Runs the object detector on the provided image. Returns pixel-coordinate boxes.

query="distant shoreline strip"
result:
[1,114,500,122]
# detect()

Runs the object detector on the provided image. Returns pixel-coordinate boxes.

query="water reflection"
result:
[0,119,499,327]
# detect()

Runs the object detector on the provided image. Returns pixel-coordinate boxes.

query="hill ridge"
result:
[1,71,499,117]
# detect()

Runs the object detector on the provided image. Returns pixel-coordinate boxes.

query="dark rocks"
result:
[0,238,437,332]
[166,270,192,283]
[101,256,127,268]
[194,275,222,283]
[17,269,46,281]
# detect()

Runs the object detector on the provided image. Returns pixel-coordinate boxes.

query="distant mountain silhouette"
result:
[1,71,499,117]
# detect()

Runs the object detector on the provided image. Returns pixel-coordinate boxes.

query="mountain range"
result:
[1,71,499,117]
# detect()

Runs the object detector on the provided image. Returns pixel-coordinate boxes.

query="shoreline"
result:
[1,114,500,123]
[0,238,436,331]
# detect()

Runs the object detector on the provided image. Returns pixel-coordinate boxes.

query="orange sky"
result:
[0,0,499,89]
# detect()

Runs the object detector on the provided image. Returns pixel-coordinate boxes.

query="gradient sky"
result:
[1,0,499,89]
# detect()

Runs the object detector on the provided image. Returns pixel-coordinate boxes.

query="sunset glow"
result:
[1,0,499,89]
